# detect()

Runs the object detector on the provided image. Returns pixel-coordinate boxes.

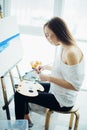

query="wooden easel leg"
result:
[1,76,11,119]
[9,71,15,93]
[16,65,22,81]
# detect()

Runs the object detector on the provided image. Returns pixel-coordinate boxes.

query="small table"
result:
[0,120,28,130]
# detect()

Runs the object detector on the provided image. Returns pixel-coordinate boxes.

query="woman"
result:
[14,17,84,128]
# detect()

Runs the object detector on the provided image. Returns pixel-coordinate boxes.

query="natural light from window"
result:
[62,0,87,40]
[10,0,54,27]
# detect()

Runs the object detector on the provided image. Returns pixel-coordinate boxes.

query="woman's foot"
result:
[28,119,34,128]
[24,114,34,128]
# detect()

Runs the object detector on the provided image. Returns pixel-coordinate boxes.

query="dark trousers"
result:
[14,82,73,119]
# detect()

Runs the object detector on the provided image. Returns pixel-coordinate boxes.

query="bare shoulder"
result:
[66,46,83,65]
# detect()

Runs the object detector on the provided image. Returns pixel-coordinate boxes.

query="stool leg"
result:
[69,113,74,129]
[74,111,80,130]
[45,109,52,130]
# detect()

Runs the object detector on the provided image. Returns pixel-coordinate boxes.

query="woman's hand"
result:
[35,65,44,74]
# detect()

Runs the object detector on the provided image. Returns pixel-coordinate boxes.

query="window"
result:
[10,0,54,27]
[10,0,57,35]
[62,0,87,40]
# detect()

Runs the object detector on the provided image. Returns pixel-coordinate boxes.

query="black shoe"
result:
[28,119,34,128]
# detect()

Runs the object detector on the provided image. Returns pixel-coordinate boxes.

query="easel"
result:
[0,63,22,119]
[0,14,32,119]
[0,4,13,119]
[1,62,32,119]
[0,9,23,119]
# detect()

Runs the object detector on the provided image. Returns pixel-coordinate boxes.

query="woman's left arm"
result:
[39,74,78,91]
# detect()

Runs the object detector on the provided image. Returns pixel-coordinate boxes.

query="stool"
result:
[45,104,80,130]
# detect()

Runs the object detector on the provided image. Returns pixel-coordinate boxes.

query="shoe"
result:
[28,119,34,128]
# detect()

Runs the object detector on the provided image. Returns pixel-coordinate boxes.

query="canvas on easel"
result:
[0,16,23,77]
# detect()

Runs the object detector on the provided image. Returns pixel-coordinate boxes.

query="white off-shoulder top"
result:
[50,45,85,107]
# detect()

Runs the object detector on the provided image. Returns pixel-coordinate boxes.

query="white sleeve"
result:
[62,62,85,90]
